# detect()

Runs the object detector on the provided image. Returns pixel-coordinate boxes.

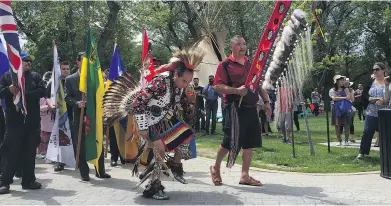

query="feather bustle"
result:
[103,72,141,127]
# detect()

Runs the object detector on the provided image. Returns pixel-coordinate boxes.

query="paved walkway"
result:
[0,157,390,205]
[319,139,379,151]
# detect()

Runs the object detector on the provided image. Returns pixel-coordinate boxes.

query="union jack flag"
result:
[0,0,26,115]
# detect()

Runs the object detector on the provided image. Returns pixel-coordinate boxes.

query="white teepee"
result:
[193,31,227,120]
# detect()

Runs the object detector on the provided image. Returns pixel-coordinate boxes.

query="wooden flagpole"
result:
[75,94,85,170]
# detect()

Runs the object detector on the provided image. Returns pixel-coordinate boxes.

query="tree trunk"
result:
[383,25,391,67]
[158,28,173,53]
[97,1,120,68]
[166,2,182,49]
[66,5,77,63]
[385,48,391,67]
[167,21,182,50]
[13,13,38,43]
[345,46,350,77]
[182,1,198,39]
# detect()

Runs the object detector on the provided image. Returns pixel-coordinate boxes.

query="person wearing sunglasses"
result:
[357,62,390,160]
[0,52,46,194]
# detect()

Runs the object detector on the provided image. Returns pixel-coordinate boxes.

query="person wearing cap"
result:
[0,52,46,194]
[339,79,356,143]
[329,75,354,146]
[357,62,390,160]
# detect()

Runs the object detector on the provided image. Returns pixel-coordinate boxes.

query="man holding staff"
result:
[210,36,271,187]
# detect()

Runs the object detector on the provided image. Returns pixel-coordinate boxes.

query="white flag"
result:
[46,44,75,168]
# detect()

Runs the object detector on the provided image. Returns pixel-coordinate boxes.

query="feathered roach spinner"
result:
[153,42,205,75]
[103,72,141,127]
[172,46,205,70]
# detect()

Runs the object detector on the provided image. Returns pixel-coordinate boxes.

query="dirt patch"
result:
[264,163,306,170]
[251,160,306,170]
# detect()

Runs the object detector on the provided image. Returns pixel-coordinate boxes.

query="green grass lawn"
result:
[195,114,380,173]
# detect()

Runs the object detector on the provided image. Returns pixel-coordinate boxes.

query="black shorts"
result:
[221,104,262,150]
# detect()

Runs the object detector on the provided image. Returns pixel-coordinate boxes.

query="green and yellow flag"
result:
[79,28,104,174]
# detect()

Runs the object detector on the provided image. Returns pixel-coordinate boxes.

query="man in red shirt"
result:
[210,35,271,186]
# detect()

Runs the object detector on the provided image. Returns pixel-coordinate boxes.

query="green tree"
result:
[12,1,122,74]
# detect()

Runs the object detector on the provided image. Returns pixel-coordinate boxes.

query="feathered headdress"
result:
[152,42,205,75]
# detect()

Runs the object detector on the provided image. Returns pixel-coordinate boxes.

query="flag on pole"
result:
[0,0,27,114]
[79,28,104,174]
[0,38,8,77]
[106,43,124,89]
[46,43,75,168]
[0,38,8,112]
[106,43,139,161]
[140,28,155,87]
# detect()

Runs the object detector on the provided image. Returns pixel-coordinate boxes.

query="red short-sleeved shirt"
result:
[213,55,258,106]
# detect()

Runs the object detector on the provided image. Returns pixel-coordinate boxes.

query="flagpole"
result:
[76,0,89,170]
[53,40,60,164]
[75,94,86,169]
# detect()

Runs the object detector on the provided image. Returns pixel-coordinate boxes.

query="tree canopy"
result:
[10,1,391,97]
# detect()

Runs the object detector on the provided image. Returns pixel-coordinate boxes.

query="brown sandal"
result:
[239,176,263,186]
[210,166,222,186]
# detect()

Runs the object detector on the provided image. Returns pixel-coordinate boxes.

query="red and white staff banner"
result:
[245,1,292,92]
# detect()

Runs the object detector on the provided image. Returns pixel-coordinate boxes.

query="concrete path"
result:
[0,157,390,205]
[319,139,379,151]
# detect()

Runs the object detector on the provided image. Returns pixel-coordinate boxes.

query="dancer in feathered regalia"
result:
[103,44,205,200]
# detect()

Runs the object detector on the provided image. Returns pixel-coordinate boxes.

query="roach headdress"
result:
[153,42,205,75]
